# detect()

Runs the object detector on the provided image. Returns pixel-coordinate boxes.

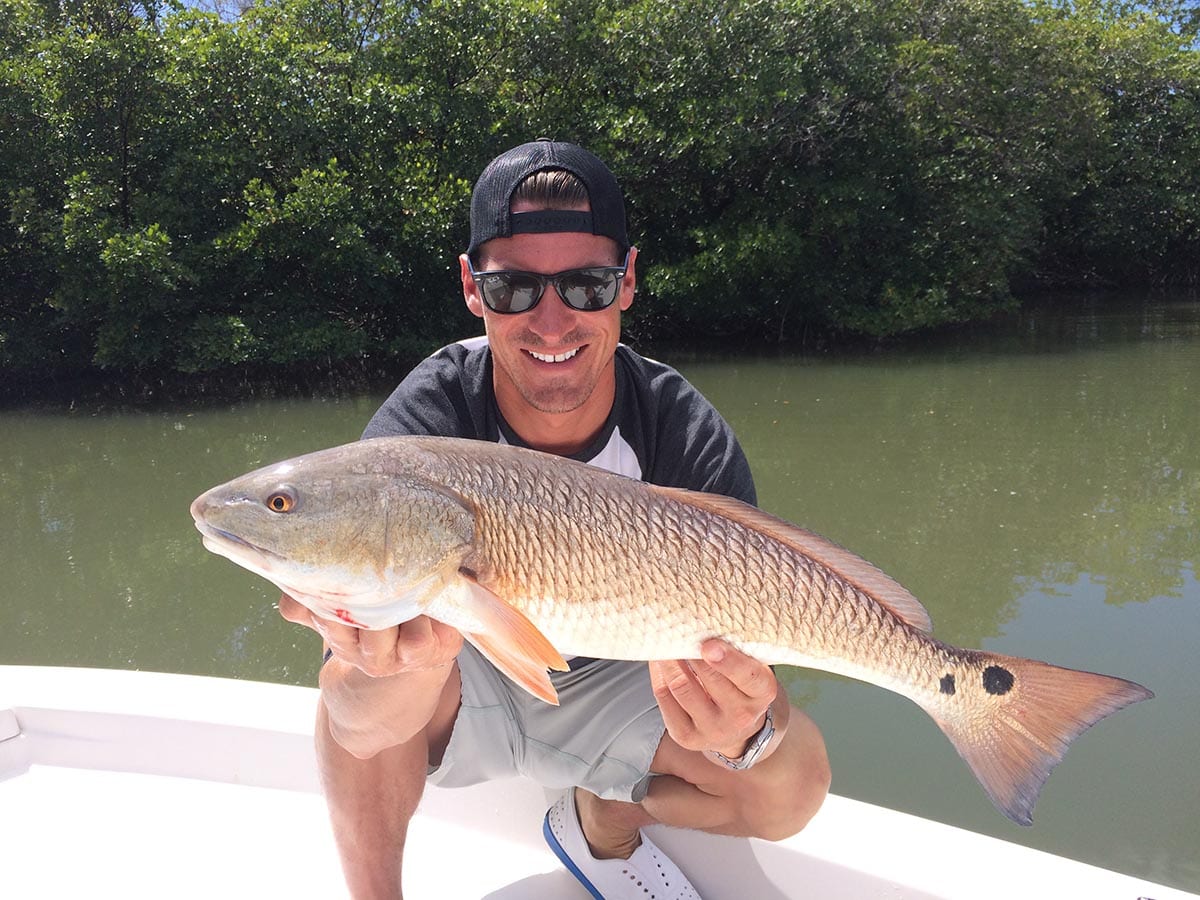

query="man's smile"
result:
[527,346,583,364]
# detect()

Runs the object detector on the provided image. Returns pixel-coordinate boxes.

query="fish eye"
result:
[266,489,296,513]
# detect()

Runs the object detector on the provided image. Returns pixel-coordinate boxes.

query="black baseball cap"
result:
[467,139,629,259]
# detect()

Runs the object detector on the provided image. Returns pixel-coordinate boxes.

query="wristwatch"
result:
[710,706,775,771]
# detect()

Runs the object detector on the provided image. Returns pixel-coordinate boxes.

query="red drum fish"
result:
[191,436,1152,824]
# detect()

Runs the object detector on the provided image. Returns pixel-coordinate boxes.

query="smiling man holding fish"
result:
[278,140,832,899]
[194,138,1154,898]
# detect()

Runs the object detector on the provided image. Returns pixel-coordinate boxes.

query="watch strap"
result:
[711,705,775,771]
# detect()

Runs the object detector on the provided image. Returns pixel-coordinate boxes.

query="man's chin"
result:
[515,377,595,415]
[522,391,590,415]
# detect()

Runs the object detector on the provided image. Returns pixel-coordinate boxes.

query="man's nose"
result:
[527,284,575,336]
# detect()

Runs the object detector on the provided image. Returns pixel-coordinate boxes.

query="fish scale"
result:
[365,443,1077,693]
[455,457,941,689]
[192,434,1152,825]
[474,478,769,657]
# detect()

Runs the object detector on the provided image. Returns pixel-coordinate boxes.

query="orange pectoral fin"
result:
[457,574,568,706]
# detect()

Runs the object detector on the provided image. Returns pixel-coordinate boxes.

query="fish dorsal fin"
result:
[650,486,934,634]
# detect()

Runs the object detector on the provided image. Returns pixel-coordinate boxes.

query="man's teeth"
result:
[530,348,579,363]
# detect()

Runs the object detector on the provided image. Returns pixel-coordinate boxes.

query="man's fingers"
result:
[697,639,775,702]
[649,660,692,737]
[276,593,350,645]
[318,619,363,656]
[394,614,433,651]
[426,617,466,645]
[651,659,720,747]
[277,593,311,626]
[657,659,709,705]
[277,594,461,676]
[650,645,781,754]
[395,616,463,666]
[356,626,401,663]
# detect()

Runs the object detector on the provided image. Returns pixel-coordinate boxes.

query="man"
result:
[280,139,830,900]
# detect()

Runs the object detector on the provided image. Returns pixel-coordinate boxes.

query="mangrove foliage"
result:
[1,0,1197,386]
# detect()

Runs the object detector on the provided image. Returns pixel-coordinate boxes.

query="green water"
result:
[2,299,1197,892]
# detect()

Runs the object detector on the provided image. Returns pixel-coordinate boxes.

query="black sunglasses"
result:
[468,250,631,315]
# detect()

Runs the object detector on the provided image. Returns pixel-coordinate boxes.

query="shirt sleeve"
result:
[653,379,757,505]
[618,348,757,505]
[361,344,493,441]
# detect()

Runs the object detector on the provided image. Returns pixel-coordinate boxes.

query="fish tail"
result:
[925,652,1152,825]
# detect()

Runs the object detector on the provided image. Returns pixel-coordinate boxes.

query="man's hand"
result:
[278,593,463,678]
[649,639,780,760]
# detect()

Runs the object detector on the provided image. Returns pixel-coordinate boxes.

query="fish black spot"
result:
[939,673,956,695]
[982,665,1015,696]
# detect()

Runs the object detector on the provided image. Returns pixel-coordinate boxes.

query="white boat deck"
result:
[1,666,1192,899]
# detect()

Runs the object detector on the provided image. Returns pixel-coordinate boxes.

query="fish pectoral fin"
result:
[456,574,568,707]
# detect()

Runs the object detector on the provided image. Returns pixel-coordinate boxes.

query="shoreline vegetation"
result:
[8,291,1195,412]
[2,0,1197,405]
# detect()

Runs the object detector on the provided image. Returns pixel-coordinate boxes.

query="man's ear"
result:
[619,246,638,312]
[460,253,485,318]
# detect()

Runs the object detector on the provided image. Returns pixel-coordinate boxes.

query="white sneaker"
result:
[542,788,702,900]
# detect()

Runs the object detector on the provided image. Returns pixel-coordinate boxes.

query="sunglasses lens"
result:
[559,270,620,311]
[475,260,626,314]
[481,273,542,313]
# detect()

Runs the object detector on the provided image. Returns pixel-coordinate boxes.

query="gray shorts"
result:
[427,644,666,802]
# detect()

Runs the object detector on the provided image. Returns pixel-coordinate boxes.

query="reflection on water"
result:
[1,299,1197,891]
[693,304,1199,628]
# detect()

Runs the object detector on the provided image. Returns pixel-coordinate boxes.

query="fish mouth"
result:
[199,523,254,551]
[193,518,374,620]
[193,520,283,573]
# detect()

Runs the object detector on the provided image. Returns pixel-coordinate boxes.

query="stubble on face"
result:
[466,208,633,452]
[499,323,612,415]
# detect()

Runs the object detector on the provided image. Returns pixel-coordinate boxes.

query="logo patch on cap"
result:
[509,210,595,235]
